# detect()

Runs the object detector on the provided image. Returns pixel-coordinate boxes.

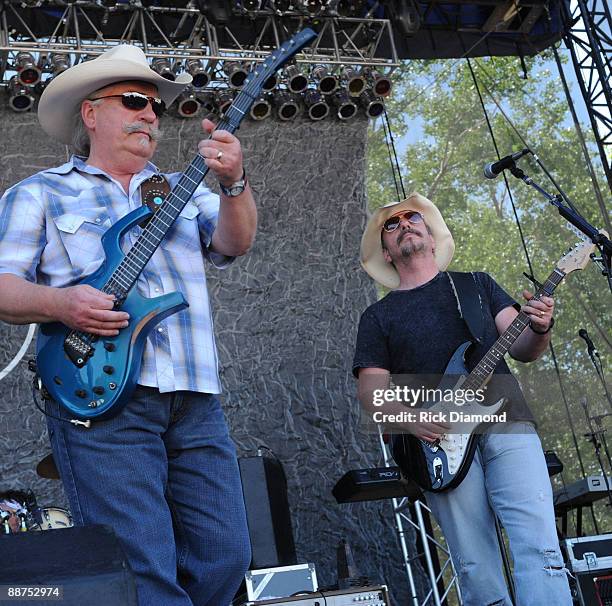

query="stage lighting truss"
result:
[0,1,397,119]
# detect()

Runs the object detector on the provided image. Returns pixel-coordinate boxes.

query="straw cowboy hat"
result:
[360,192,455,289]
[38,44,192,145]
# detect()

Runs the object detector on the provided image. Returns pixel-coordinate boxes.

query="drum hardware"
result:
[30,507,73,531]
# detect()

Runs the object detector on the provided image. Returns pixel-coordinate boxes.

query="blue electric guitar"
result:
[35,28,317,422]
[392,238,597,492]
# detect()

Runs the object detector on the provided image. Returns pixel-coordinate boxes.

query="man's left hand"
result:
[522,290,554,333]
[198,118,244,187]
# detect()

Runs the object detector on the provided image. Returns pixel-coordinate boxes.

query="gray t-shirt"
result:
[352,271,535,423]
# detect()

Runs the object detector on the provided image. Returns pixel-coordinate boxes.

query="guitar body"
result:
[36,206,188,420]
[392,341,506,492]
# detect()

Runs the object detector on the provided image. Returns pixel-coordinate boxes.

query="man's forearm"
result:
[0,274,60,324]
[211,185,257,257]
[509,326,551,362]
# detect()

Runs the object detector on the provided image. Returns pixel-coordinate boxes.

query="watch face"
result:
[230,185,245,196]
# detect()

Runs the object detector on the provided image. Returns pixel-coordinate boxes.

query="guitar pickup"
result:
[64,333,95,368]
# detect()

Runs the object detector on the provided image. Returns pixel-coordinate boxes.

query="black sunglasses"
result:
[382,210,424,232]
[88,92,166,117]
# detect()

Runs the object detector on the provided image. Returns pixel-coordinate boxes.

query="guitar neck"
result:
[462,268,566,390]
[103,106,246,296]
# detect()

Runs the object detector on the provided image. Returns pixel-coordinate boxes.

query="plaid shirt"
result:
[0,156,230,394]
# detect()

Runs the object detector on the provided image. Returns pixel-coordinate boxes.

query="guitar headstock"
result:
[557,233,606,274]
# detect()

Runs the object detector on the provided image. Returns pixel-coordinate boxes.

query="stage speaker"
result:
[239,454,297,569]
[0,525,137,605]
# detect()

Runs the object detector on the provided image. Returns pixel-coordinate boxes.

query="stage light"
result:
[262,74,278,92]
[177,89,200,117]
[298,0,331,15]
[284,64,308,94]
[240,0,262,9]
[312,65,338,95]
[186,59,211,89]
[304,90,329,121]
[15,52,41,86]
[273,91,300,121]
[329,0,367,17]
[340,66,366,97]
[364,68,392,97]
[224,61,249,88]
[332,89,357,120]
[7,76,35,112]
[152,58,175,81]
[250,95,271,120]
[359,90,384,119]
[215,89,234,114]
[269,0,293,13]
[50,53,71,77]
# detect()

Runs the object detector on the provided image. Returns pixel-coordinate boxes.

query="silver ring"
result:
[216,150,223,161]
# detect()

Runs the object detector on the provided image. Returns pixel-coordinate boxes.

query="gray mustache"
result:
[123,122,162,141]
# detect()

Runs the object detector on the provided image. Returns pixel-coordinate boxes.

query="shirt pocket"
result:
[52,208,111,274]
[160,203,202,254]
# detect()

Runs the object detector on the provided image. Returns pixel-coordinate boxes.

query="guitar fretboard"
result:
[461,268,565,391]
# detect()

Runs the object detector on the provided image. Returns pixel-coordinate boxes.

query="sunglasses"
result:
[88,92,166,118]
[382,210,424,232]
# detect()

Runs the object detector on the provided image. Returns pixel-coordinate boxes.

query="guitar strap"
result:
[447,271,485,344]
[139,174,171,225]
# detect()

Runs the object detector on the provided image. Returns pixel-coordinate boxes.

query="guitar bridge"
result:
[64,333,95,368]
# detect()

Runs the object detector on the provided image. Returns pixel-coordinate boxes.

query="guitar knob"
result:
[103,366,114,375]
[104,342,116,352]
[75,389,87,399]
[93,386,105,395]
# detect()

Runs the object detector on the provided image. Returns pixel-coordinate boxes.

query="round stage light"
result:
[312,65,338,95]
[304,90,329,121]
[152,58,175,81]
[359,89,384,119]
[298,0,331,15]
[250,95,272,120]
[16,52,41,86]
[224,61,250,89]
[262,73,278,92]
[365,68,392,97]
[332,89,357,120]
[284,65,308,94]
[215,90,235,114]
[186,59,211,89]
[177,89,200,117]
[49,54,71,77]
[273,92,300,121]
[341,66,366,97]
[8,76,35,112]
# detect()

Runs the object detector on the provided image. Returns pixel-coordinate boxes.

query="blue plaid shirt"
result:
[0,156,230,394]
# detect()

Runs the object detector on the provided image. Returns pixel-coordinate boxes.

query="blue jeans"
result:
[46,386,251,606]
[426,422,571,606]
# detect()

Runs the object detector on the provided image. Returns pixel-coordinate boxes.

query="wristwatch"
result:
[219,169,247,197]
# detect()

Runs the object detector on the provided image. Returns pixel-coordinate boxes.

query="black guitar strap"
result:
[447,271,485,344]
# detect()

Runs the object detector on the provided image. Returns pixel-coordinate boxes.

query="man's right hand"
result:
[52,285,130,336]
[408,419,451,443]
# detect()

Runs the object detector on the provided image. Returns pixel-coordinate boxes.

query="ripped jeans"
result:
[426,422,572,606]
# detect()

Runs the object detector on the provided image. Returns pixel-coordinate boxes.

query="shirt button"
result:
[157,327,164,333]
[154,288,161,293]
[95,218,101,223]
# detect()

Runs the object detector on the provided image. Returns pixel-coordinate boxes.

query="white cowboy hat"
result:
[38,44,192,145]
[360,192,455,289]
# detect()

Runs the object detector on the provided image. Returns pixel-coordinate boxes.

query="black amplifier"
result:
[245,585,389,606]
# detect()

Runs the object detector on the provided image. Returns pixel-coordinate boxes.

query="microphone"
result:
[484,149,531,179]
[578,328,598,356]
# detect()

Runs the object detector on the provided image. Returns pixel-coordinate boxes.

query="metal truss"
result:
[0,1,399,85]
[378,430,462,606]
[563,0,612,192]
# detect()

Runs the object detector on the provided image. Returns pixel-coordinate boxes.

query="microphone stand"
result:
[580,397,612,510]
[507,163,612,294]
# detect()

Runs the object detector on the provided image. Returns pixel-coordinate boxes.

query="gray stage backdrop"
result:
[0,107,428,603]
